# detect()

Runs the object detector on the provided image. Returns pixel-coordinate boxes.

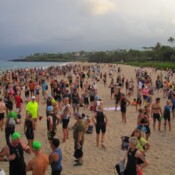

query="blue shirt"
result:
[51,147,62,171]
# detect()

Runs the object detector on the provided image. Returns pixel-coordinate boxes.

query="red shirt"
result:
[15,95,21,108]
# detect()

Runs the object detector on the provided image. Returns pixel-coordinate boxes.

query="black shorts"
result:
[0,113,4,121]
[145,126,150,134]
[30,89,34,94]
[137,98,142,105]
[48,130,56,141]
[52,167,62,175]
[62,118,69,129]
[121,107,126,113]
[90,96,95,102]
[143,95,147,100]
[96,123,106,134]
[84,98,89,105]
[172,106,175,111]
[115,98,120,105]
[164,114,171,122]
[153,113,161,121]
[25,131,34,140]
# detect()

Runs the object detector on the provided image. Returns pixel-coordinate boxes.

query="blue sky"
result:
[0,0,175,59]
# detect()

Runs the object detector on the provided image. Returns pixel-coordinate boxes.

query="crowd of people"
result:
[0,63,174,175]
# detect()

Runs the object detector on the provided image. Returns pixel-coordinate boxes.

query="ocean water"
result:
[0,60,66,71]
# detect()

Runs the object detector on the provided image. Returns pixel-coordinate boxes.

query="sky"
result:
[0,0,175,59]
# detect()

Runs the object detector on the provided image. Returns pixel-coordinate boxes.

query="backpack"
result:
[121,136,129,150]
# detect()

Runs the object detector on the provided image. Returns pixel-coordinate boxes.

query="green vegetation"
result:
[12,37,175,70]
[119,61,175,70]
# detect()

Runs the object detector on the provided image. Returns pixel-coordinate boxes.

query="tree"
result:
[154,42,161,50]
[168,37,175,48]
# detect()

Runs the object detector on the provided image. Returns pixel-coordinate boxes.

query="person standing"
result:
[61,98,71,142]
[120,93,130,123]
[151,98,162,131]
[122,137,149,175]
[72,88,80,114]
[0,97,6,131]
[26,96,39,123]
[163,100,172,131]
[93,105,108,148]
[114,87,121,111]
[49,138,62,175]
[5,105,17,146]
[47,106,60,142]
[26,141,49,175]
[15,90,22,123]
[24,113,35,149]
[5,132,31,175]
[73,113,86,166]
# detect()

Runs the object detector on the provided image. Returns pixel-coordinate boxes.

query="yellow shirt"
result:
[137,137,147,152]
[26,101,38,119]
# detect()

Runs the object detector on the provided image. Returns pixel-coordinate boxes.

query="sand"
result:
[0,63,174,175]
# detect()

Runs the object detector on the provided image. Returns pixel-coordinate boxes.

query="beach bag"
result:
[115,161,125,175]
[74,148,83,159]
[121,136,129,150]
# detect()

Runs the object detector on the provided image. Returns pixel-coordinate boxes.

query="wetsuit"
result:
[120,98,127,113]
[9,143,26,175]
[95,111,106,134]
[47,113,57,140]
[25,119,34,140]
[124,148,138,175]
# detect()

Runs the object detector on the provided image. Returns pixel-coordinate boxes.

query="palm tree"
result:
[154,42,161,50]
[168,37,175,48]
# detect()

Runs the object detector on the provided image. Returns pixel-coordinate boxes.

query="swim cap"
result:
[52,99,56,104]
[48,94,51,97]
[32,141,42,150]
[47,106,53,112]
[11,132,21,140]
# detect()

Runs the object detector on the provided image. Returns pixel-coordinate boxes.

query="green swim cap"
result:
[32,141,42,150]
[11,132,21,140]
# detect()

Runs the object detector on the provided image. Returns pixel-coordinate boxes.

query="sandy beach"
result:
[0,63,174,175]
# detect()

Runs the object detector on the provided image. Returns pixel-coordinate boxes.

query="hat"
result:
[47,106,53,112]
[11,132,21,140]
[32,141,42,150]
[48,94,51,98]
[76,112,82,119]
[31,96,36,99]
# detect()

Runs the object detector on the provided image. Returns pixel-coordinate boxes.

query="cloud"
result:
[84,0,117,16]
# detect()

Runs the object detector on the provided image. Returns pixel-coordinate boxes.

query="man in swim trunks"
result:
[151,98,162,131]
